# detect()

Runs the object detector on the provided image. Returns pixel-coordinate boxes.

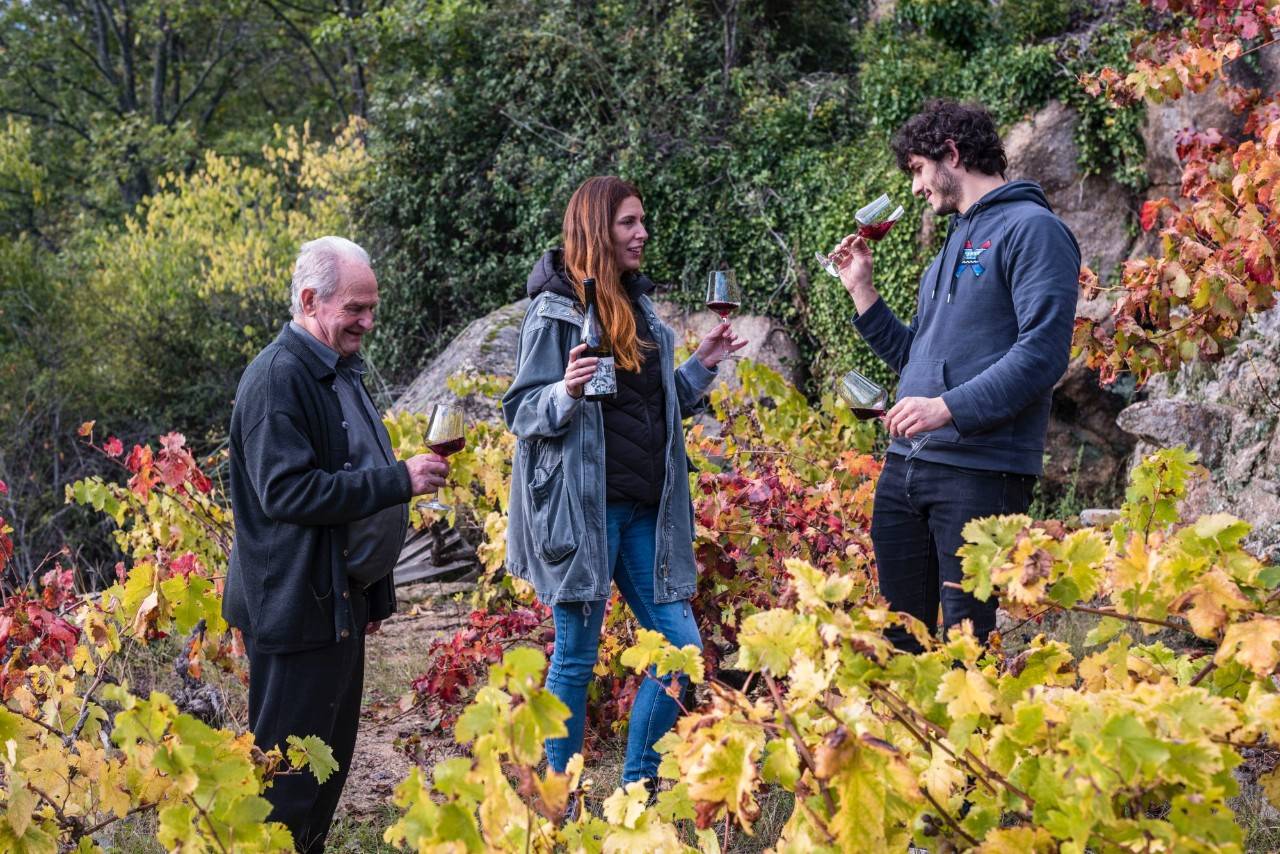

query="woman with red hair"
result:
[503,176,745,794]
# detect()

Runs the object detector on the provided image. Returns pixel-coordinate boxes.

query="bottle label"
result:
[585,356,616,397]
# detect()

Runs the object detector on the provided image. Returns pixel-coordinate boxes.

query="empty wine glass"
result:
[705,269,742,320]
[416,403,466,513]
[837,368,889,420]
[816,193,907,278]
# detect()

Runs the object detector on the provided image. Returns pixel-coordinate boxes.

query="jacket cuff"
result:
[941,386,979,438]
[851,297,891,339]
[392,460,414,501]
[550,380,582,426]
[679,355,718,396]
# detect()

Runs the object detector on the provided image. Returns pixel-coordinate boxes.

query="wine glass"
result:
[416,403,466,513]
[705,269,742,321]
[815,193,906,278]
[837,368,889,420]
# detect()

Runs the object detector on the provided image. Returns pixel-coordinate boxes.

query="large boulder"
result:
[394,299,530,423]
[1003,100,1136,281]
[394,297,802,422]
[1115,305,1280,560]
[1043,359,1138,504]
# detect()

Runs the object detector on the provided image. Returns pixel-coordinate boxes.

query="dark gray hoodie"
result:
[853,180,1080,475]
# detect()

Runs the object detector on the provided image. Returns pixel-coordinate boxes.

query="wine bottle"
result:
[581,277,617,401]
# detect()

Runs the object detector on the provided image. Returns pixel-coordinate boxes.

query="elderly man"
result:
[223,236,448,852]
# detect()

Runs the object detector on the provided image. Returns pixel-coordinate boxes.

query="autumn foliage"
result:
[1075,0,1280,383]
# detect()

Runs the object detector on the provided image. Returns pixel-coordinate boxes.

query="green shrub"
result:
[896,0,995,51]
[999,0,1074,41]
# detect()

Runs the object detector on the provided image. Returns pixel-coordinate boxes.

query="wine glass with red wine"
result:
[837,368,889,420]
[705,268,742,321]
[815,193,906,277]
[416,403,466,513]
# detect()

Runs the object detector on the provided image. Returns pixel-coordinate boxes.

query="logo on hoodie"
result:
[956,239,991,278]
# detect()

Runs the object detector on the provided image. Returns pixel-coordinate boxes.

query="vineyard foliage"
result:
[0,428,331,851]
[0,360,1277,851]
[386,444,1280,853]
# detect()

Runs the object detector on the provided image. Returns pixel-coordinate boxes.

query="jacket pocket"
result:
[524,439,579,564]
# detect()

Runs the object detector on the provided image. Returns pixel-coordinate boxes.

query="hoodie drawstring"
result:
[947,210,980,304]
[930,217,958,301]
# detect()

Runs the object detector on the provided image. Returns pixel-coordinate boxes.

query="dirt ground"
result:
[336,582,475,817]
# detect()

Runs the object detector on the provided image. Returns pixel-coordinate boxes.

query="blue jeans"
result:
[872,455,1036,653]
[544,501,702,783]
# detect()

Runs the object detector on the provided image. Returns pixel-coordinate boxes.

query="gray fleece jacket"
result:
[853,180,1080,475]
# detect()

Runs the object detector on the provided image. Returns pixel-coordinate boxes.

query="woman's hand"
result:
[693,322,749,370]
[564,343,599,399]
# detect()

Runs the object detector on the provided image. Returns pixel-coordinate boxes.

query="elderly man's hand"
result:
[406,453,449,495]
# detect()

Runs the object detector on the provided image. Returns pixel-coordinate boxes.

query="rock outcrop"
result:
[394,297,803,423]
[1004,99,1136,281]
[1115,306,1280,560]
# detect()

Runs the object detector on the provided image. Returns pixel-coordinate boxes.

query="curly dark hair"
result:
[891,100,1007,177]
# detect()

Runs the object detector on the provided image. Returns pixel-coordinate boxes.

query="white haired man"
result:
[223,236,448,852]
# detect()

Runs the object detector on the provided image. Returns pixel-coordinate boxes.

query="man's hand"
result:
[832,234,880,315]
[406,453,449,495]
[883,396,952,439]
[365,620,382,635]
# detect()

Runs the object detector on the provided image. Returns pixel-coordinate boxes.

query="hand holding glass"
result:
[816,193,905,278]
[416,403,466,513]
[837,369,889,420]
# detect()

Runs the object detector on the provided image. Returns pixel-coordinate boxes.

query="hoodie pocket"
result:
[524,439,579,564]
[897,358,961,443]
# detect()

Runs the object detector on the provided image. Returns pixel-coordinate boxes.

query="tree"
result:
[0,0,366,219]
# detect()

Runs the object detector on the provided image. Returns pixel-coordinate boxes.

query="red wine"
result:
[707,300,739,320]
[429,437,466,457]
[858,219,898,241]
[851,407,885,420]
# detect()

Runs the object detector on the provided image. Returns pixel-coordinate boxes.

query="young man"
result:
[834,100,1080,651]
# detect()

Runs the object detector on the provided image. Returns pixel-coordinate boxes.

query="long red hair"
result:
[562,176,651,372]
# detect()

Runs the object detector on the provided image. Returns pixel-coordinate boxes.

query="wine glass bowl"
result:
[816,193,905,278]
[837,369,889,420]
[416,403,465,513]
[855,193,905,239]
[705,269,742,320]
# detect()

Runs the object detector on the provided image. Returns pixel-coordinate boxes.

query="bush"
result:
[998,0,1074,41]
[896,0,996,51]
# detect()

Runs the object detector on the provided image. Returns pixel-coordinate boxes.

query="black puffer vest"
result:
[602,300,666,505]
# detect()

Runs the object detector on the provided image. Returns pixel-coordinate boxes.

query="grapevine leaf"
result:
[286,734,338,784]
[1216,617,1280,676]
[761,738,800,789]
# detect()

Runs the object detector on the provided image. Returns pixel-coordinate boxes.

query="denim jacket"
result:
[502,291,716,605]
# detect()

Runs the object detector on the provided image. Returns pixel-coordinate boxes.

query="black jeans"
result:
[244,588,369,853]
[872,454,1036,652]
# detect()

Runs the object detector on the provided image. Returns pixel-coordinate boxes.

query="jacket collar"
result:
[277,322,338,381]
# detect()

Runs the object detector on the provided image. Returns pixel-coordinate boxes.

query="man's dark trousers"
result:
[244,588,368,853]
[873,455,1037,652]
